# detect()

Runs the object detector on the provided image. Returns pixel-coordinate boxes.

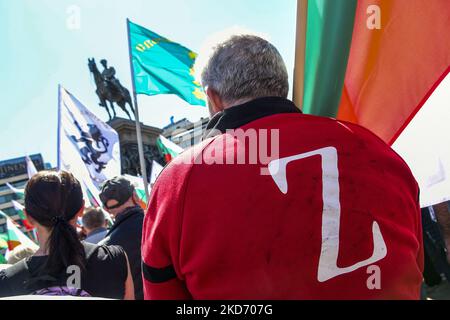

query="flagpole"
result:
[293,0,308,109]
[126,18,150,203]
[57,84,62,170]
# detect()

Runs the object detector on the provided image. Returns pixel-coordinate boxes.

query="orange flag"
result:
[337,0,450,145]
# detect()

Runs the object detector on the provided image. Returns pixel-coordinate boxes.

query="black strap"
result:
[142,261,177,284]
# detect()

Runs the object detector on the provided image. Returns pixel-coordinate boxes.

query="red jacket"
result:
[142,98,423,300]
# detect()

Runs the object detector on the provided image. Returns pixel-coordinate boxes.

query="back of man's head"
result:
[82,207,106,232]
[201,35,289,107]
[99,176,138,217]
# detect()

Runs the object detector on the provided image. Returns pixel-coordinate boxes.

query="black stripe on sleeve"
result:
[142,261,177,284]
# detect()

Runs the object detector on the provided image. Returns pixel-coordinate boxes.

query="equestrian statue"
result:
[88,58,135,121]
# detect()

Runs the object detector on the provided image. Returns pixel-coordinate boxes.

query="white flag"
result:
[0,211,39,255]
[124,174,147,191]
[392,72,450,207]
[25,155,38,179]
[6,183,24,196]
[150,160,164,184]
[58,85,121,189]
[11,200,24,212]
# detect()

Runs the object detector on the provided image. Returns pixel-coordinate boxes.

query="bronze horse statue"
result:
[88,58,135,121]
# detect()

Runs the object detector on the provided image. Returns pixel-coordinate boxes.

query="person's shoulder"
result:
[83,244,128,286]
[168,137,218,166]
[130,207,145,219]
[273,113,378,136]
[334,119,415,170]
[0,269,12,296]
[96,244,126,259]
[84,230,108,243]
[0,259,28,278]
[308,116,417,186]
[255,112,381,138]
[275,113,395,152]
[115,208,144,232]
[88,243,127,269]
[0,269,8,282]
[0,261,29,297]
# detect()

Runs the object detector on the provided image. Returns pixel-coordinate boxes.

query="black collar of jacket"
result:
[204,96,301,138]
[107,205,143,236]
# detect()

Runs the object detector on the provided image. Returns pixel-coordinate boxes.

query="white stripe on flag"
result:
[6,183,24,195]
[150,161,164,184]
[25,155,38,179]
[393,72,450,207]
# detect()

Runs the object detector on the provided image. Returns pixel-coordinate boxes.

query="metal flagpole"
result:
[126,18,150,202]
[57,84,62,170]
[293,0,308,109]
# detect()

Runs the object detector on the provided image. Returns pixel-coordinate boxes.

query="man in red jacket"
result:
[141,35,423,299]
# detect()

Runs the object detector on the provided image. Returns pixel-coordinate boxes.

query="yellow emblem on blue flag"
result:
[128,20,206,107]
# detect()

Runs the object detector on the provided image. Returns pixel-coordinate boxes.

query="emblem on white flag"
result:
[58,85,121,188]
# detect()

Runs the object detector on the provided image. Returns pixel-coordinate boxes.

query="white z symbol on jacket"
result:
[268,146,387,282]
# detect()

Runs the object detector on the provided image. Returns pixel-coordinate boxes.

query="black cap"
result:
[99,176,134,209]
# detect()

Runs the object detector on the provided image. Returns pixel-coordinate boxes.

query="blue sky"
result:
[0,0,297,166]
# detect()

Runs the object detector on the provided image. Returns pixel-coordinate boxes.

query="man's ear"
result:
[205,87,225,115]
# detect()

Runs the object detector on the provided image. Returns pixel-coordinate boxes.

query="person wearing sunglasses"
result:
[98,176,144,300]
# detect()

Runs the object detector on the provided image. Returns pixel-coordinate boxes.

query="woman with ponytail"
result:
[0,171,134,299]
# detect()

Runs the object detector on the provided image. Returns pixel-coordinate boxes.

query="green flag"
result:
[0,211,38,251]
[128,20,206,106]
[302,0,357,117]
[0,235,7,264]
[157,135,184,163]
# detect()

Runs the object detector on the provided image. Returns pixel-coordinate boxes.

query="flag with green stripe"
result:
[157,135,184,163]
[302,0,357,117]
[11,200,34,231]
[6,183,24,199]
[0,210,38,253]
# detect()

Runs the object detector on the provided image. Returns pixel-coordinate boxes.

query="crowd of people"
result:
[0,35,424,300]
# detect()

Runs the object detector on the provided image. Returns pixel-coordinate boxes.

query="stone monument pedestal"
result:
[107,117,165,180]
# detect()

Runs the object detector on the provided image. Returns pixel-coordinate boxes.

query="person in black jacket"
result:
[0,171,134,299]
[99,176,144,300]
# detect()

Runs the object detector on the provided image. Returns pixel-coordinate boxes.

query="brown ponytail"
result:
[25,171,86,276]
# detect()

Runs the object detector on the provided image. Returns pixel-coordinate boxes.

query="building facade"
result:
[163,117,210,149]
[108,118,166,181]
[0,154,45,221]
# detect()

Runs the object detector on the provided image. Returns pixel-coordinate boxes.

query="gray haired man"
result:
[141,35,422,299]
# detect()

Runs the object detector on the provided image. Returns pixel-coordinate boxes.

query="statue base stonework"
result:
[107,117,165,180]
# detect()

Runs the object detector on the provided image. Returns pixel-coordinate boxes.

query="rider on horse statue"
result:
[88,57,135,121]
[100,59,124,96]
